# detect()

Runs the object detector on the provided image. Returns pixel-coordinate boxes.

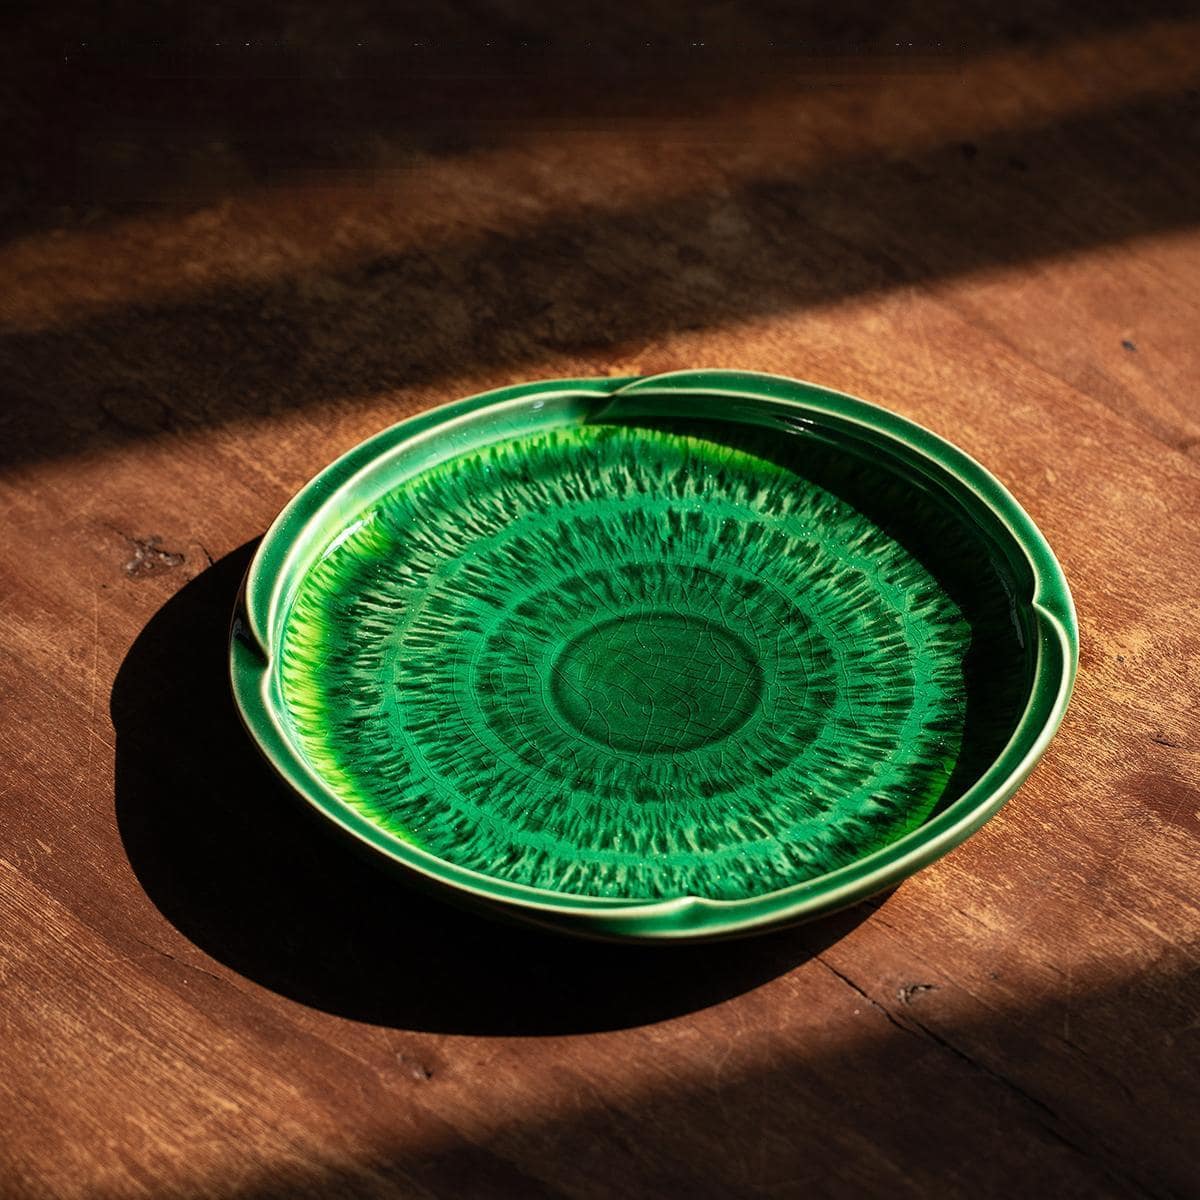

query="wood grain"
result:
[1,5,1198,1198]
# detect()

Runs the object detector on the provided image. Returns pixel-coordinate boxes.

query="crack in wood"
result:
[814,955,1174,1200]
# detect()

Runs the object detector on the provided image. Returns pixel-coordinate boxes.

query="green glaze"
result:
[231,371,1077,940]
[277,424,971,901]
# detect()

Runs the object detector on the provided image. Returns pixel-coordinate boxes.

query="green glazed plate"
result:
[231,371,1077,940]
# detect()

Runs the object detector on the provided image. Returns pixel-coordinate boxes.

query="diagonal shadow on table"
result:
[112,543,875,1035]
[7,82,1200,474]
[138,949,1200,1199]
[5,0,1191,245]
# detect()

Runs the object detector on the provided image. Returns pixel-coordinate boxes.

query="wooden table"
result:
[3,7,1198,1197]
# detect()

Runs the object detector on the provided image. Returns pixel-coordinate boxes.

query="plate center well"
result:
[549,612,764,754]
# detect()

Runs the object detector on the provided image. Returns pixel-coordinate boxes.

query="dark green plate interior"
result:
[272,393,1038,907]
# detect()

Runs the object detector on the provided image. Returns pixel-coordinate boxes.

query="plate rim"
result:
[229,369,1078,939]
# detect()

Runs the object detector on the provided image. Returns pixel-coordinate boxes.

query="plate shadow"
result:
[113,543,874,1034]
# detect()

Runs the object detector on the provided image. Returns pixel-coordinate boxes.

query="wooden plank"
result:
[1,7,1197,1198]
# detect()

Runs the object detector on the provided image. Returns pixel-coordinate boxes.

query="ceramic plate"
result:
[231,371,1076,940]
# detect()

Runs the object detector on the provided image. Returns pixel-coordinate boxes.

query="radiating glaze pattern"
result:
[278,423,973,900]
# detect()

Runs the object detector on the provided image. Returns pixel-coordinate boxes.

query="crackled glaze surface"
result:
[233,371,1075,937]
[277,419,1005,901]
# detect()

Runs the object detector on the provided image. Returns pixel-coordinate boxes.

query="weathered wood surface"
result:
[1,6,1198,1198]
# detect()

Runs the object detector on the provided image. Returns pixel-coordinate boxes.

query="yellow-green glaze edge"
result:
[230,370,1078,941]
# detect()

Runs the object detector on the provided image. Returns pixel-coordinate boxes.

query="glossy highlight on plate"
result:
[231,371,1077,939]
